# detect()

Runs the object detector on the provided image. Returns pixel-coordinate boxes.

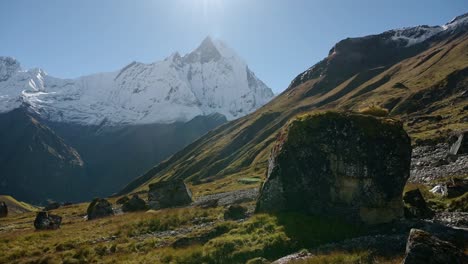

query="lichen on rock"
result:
[256,111,412,224]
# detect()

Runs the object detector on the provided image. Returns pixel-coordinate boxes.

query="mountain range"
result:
[0,37,274,203]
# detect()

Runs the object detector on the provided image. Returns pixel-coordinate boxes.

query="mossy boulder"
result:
[122,194,147,212]
[148,180,192,209]
[34,211,62,230]
[87,198,114,220]
[256,112,412,224]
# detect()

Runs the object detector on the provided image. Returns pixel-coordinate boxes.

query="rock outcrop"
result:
[148,180,192,209]
[34,211,62,230]
[256,112,412,224]
[87,198,114,220]
[0,202,7,217]
[403,189,434,219]
[122,194,147,212]
[402,229,467,264]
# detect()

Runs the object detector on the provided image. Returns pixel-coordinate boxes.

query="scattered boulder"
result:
[148,180,192,209]
[0,202,7,217]
[224,205,248,220]
[44,201,61,211]
[256,112,412,224]
[34,211,62,230]
[402,229,467,264]
[446,178,468,198]
[116,196,130,205]
[403,189,434,219]
[87,198,114,220]
[122,194,147,212]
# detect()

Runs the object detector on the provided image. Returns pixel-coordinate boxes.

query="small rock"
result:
[0,202,7,217]
[34,211,62,230]
[44,201,61,211]
[224,205,248,220]
[87,198,114,220]
[122,194,147,212]
[402,229,467,264]
[429,185,447,197]
[403,189,434,219]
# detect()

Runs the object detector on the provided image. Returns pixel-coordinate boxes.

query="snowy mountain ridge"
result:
[388,12,468,46]
[0,37,274,125]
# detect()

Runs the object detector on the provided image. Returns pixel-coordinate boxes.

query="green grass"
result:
[0,202,374,264]
[289,251,403,264]
[358,105,389,117]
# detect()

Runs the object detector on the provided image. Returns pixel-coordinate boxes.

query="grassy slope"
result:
[0,195,38,215]
[121,32,468,196]
[0,201,373,264]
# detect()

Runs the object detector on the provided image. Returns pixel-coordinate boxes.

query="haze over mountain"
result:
[0,37,273,203]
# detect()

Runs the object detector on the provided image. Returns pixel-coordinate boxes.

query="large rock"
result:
[256,112,412,224]
[402,229,467,264]
[403,189,434,219]
[122,194,147,212]
[148,180,192,209]
[87,198,114,220]
[34,211,62,230]
[0,202,7,217]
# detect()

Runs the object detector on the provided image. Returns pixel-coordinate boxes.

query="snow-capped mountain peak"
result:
[0,38,274,125]
[388,12,468,47]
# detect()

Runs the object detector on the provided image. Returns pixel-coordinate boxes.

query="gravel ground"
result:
[409,143,468,183]
[192,188,259,207]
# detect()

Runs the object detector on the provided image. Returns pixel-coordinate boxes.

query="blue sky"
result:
[1,0,466,93]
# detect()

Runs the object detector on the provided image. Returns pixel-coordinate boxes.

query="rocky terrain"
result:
[410,142,468,183]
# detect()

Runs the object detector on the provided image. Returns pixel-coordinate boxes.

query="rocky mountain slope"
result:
[0,38,272,203]
[121,14,468,195]
[0,37,273,125]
